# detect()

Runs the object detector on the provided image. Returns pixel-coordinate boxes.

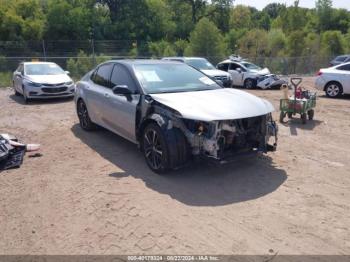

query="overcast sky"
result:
[234,0,349,10]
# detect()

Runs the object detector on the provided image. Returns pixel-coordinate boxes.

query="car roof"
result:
[162,57,207,61]
[106,59,184,65]
[22,62,57,65]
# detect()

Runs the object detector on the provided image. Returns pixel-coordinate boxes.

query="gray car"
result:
[329,55,350,67]
[13,62,75,103]
[75,60,278,173]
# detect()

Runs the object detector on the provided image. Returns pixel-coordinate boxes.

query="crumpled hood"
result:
[250,68,270,75]
[201,69,230,77]
[25,74,72,84]
[150,88,275,121]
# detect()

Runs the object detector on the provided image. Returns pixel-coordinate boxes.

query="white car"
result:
[315,62,350,98]
[162,57,233,87]
[13,62,75,103]
[217,57,286,89]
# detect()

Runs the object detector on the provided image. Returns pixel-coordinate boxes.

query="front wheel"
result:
[77,99,97,131]
[308,109,314,120]
[142,123,190,174]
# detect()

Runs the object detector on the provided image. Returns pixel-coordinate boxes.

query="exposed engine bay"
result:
[180,114,278,161]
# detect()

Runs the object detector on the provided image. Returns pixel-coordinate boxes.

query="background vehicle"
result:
[162,57,232,87]
[217,57,286,89]
[12,62,75,103]
[75,60,278,173]
[315,62,350,98]
[329,55,350,67]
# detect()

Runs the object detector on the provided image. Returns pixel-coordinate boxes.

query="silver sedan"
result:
[75,60,278,173]
[13,62,75,103]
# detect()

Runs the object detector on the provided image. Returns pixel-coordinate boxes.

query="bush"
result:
[67,50,110,79]
[0,72,12,87]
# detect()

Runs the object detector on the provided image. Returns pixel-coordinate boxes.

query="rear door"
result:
[337,64,350,93]
[102,63,140,142]
[85,63,113,124]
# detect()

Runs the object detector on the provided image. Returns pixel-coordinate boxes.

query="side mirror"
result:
[236,68,242,74]
[112,85,132,96]
[65,71,70,75]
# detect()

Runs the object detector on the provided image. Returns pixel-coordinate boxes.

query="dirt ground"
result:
[0,77,349,255]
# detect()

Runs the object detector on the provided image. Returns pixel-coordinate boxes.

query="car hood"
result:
[249,68,271,75]
[25,74,72,84]
[201,69,230,77]
[150,88,275,121]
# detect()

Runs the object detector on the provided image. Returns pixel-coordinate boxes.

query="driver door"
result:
[103,64,140,142]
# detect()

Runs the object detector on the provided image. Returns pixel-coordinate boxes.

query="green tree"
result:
[267,29,286,56]
[229,5,253,30]
[316,0,333,32]
[185,18,226,61]
[237,29,269,58]
[320,30,345,56]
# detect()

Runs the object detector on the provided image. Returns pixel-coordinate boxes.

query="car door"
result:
[85,63,114,125]
[102,63,140,142]
[13,64,24,93]
[228,63,244,86]
[337,64,350,94]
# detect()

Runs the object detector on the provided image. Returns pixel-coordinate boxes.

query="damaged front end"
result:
[257,74,287,90]
[177,114,278,163]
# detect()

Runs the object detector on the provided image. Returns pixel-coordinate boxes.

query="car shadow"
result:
[9,93,73,105]
[71,124,287,207]
[318,94,350,100]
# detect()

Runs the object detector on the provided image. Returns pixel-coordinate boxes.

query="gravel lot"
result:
[0,77,349,255]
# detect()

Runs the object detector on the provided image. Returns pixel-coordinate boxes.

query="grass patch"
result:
[0,72,12,87]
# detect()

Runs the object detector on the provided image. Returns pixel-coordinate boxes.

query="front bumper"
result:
[25,84,75,99]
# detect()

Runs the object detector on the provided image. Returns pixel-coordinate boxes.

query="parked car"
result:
[217,56,286,89]
[161,57,232,87]
[315,62,350,98]
[13,62,75,103]
[329,55,350,67]
[75,60,278,173]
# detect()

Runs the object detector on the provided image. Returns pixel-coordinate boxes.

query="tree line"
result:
[0,0,349,60]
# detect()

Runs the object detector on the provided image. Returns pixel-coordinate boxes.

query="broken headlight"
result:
[182,119,215,138]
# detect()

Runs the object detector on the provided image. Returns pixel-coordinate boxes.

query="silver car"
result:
[75,60,278,173]
[13,62,75,103]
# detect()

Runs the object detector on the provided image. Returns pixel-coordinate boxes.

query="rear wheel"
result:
[142,123,189,174]
[325,82,342,98]
[77,99,96,131]
[244,78,256,89]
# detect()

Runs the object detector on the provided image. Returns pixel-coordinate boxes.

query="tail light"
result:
[316,71,323,76]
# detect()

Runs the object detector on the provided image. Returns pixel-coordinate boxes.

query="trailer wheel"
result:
[301,113,307,124]
[308,109,314,120]
[287,112,293,119]
[279,112,286,123]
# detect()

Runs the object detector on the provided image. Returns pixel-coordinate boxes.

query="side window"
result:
[337,64,350,71]
[217,63,229,72]
[110,64,137,93]
[336,56,347,62]
[229,63,240,70]
[92,63,113,87]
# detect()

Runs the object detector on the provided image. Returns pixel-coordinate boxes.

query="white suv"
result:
[217,57,285,89]
[315,62,350,98]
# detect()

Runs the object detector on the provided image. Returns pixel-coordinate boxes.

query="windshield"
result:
[134,63,221,94]
[25,63,65,75]
[185,58,215,70]
[242,62,261,71]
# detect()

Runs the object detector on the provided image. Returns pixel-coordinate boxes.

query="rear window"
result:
[335,56,348,62]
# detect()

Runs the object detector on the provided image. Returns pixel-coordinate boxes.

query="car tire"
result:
[77,99,97,131]
[279,112,286,123]
[325,82,343,98]
[13,82,20,96]
[142,123,189,174]
[287,112,293,119]
[244,78,256,89]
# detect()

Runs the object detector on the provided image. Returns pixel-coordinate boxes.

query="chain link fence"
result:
[0,40,333,87]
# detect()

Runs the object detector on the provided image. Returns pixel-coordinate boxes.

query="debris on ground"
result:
[0,134,40,171]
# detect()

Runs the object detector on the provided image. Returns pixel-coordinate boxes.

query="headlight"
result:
[228,74,232,80]
[24,79,42,87]
[65,81,73,85]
